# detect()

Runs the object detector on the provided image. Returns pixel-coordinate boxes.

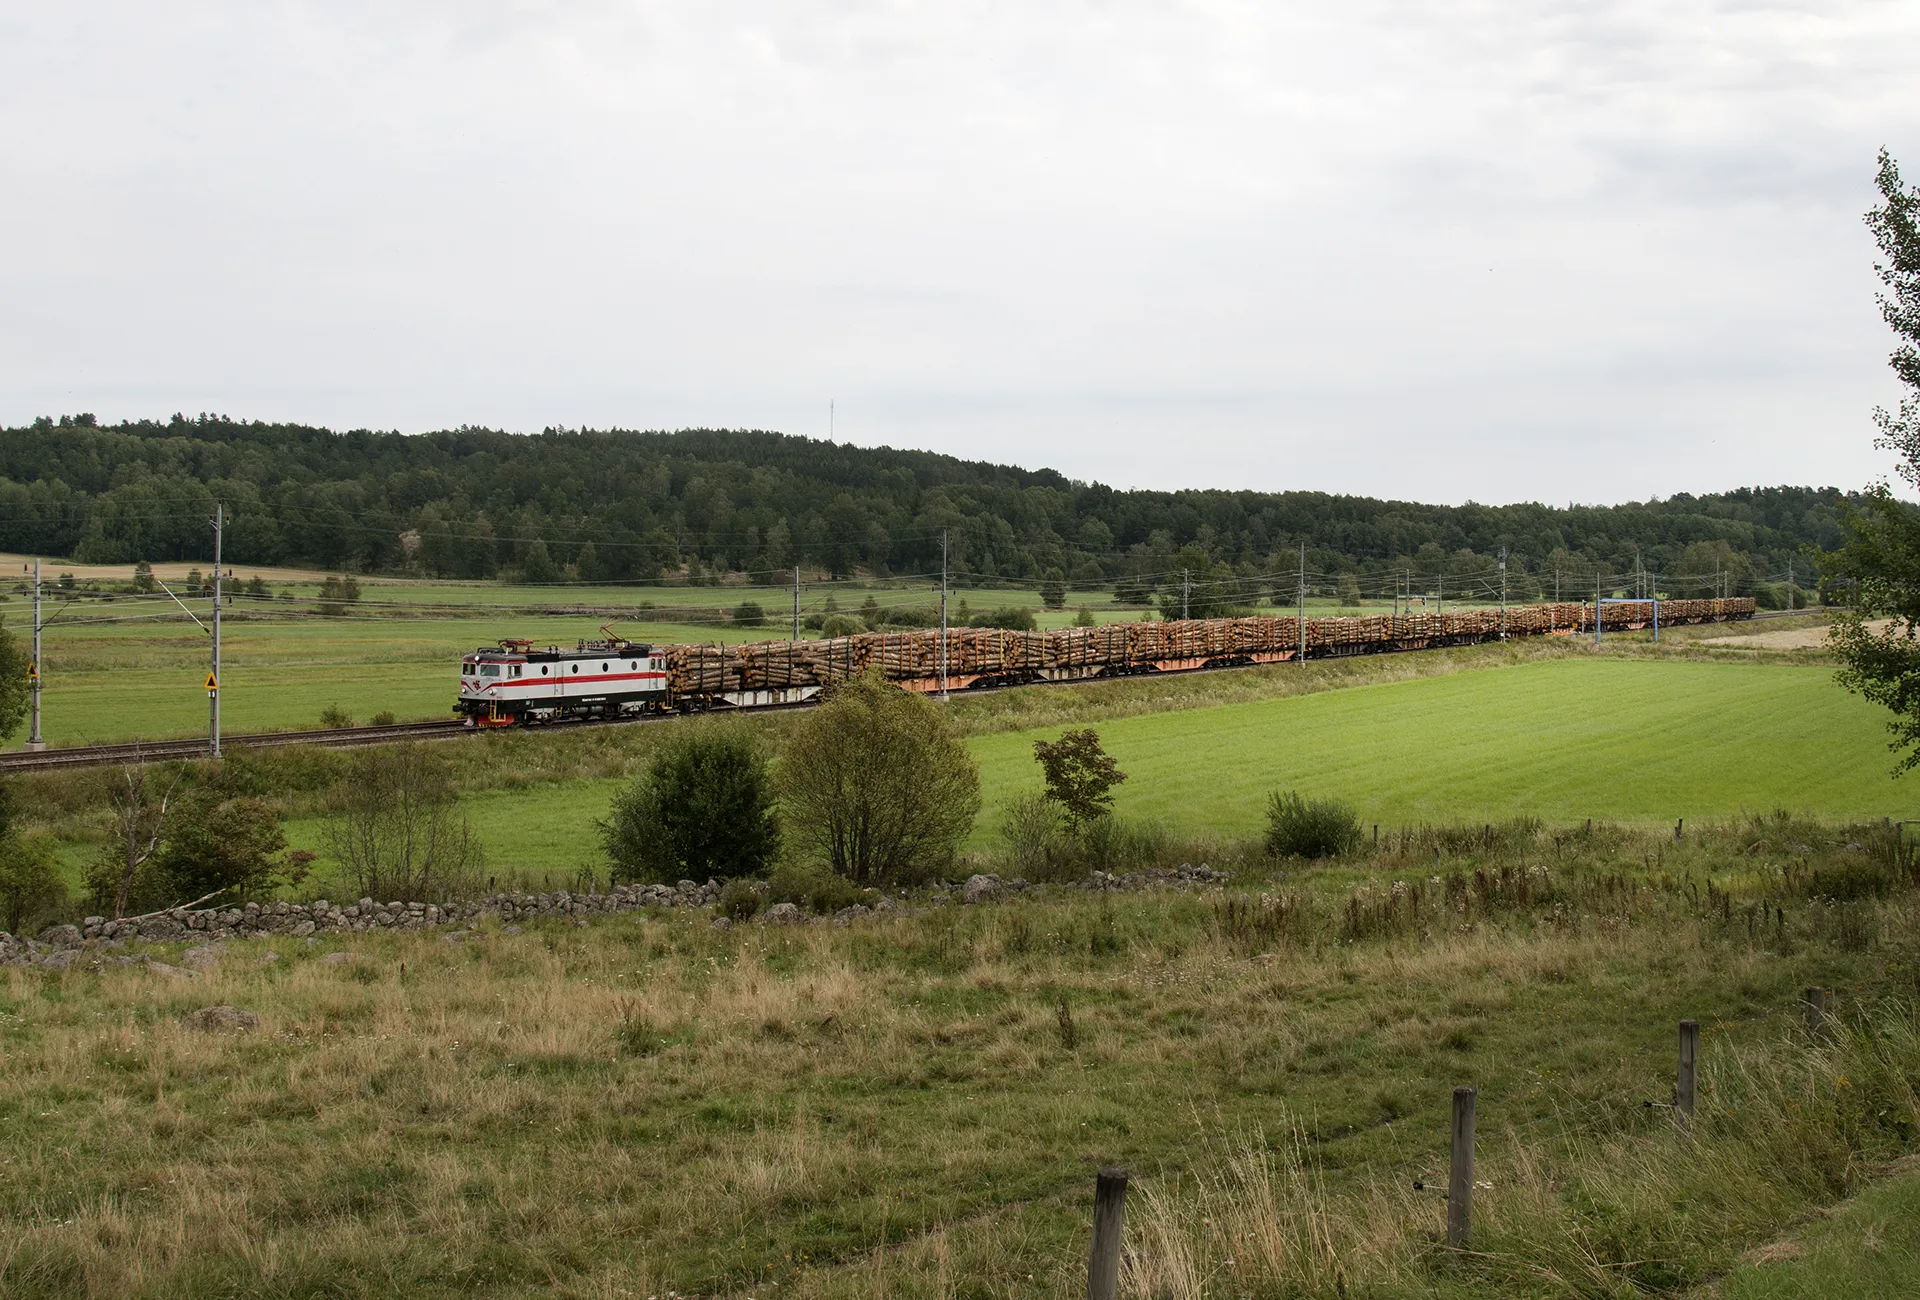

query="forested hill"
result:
[0,413,1853,605]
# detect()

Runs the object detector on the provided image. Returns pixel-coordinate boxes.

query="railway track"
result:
[0,719,468,772]
[0,606,1819,774]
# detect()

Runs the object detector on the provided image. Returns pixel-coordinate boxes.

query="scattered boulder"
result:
[710,916,733,931]
[180,945,222,969]
[962,874,1003,904]
[188,1005,260,1031]
[37,949,79,971]
[764,903,804,925]
[37,924,82,948]
[146,961,196,980]
[319,952,357,966]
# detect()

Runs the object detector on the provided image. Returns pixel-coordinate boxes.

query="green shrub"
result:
[716,878,764,921]
[998,794,1063,880]
[779,672,980,884]
[766,861,867,914]
[819,614,867,638]
[1079,812,1170,874]
[731,601,766,627]
[371,711,396,726]
[0,833,67,934]
[967,606,1037,631]
[996,794,1170,882]
[320,704,355,729]
[1264,790,1362,859]
[602,722,779,883]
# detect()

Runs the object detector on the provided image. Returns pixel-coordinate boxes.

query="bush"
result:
[780,672,981,884]
[819,614,867,638]
[1072,605,1097,627]
[732,601,766,627]
[0,833,67,934]
[323,745,483,901]
[1040,568,1067,609]
[765,861,868,914]
[320,704,355,729]
[968,606,1037,631]
[153,790,296,904]
[1078,812,1170,874]
[998,794,1064,880]
[601,723,779,883]
[716,878,764,921]
[1265,790,1362,859]
[371,711,396,726]
[871,604,937,629]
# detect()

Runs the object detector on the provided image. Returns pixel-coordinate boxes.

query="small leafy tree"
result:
[1039,568,1067,609]
[1032,728,1127,827]
[0,620,28,743]
[601,723,778,883]
[1834,150,1920,768]
[154,790,296,904]
[0,834,66,935]
[92,759,180,918]
[780,672,980,883]
[316,573,361,615]
[132,561,156,594]
[732,600,767,627]
[323,745,482,901]
[518,539,561,585]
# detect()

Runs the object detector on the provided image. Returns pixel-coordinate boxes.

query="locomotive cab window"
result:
[480,664,500,677]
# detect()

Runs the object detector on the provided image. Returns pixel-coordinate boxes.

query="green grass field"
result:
[972,656,1912,838]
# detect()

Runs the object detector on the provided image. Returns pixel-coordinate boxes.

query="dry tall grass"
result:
[0,822,1913,1297]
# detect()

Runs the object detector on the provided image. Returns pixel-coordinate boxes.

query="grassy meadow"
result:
[3,818,1918,1298]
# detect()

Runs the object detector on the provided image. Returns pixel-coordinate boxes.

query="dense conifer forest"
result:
[0,413,1852,604]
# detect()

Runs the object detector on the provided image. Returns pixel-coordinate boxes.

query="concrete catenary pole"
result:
[210,505,223,757]
[26,556,43,751]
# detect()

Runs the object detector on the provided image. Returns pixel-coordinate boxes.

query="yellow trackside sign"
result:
[205,672,219,690]
[26,662,36,680]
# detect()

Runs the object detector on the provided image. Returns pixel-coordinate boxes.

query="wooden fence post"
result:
[1676,1020,1698,1128]
[1448,1086,1476,1251]
[1087,1166,1129,1300]
[1804,987,1830,1039]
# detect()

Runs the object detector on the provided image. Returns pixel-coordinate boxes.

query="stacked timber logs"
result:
[658,598,1757,699]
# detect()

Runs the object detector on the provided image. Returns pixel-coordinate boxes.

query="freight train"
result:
[454,598,1754,725]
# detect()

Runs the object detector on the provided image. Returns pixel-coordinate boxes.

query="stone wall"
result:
[0,864,1231,968]
[0,878,723,966]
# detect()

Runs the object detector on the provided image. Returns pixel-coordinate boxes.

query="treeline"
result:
[0,413,1854,603]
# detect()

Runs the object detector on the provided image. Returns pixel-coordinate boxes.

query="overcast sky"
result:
[4,2,1917,504]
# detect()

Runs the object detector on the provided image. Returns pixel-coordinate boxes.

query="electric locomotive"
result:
[455,633,667,727]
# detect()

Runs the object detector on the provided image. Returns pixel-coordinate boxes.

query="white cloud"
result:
[2,0,1916,502]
